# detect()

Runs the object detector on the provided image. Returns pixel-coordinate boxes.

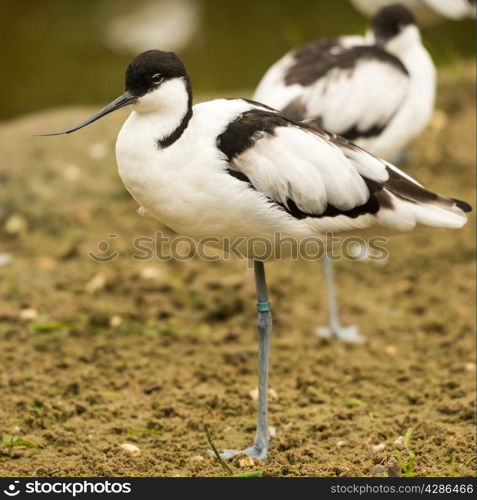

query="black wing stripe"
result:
[226,167,393,220]
[284,41,408,87]
[217,108,293,161]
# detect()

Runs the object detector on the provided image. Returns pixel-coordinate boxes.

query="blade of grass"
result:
[232,471,263,477]
[448,456,457,477]
[345,398,366,408]
[369,413,391,440]
[463,456,476,467]
[403,428,413,449]
[30,322,70,333]
[202,421,233,476]
[2,435,38,448]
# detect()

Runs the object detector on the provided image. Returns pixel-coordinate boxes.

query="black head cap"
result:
[371,4,416,44]
[125,50,189,97]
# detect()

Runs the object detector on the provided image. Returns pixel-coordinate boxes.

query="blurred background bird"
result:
[253,4,436,341]
[254,4,435,162]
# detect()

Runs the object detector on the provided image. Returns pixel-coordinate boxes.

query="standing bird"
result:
[253,4,436,341]
[38,50,471,459]
[254,4,435,161]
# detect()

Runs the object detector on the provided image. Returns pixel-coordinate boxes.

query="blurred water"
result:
[0,0,474,120]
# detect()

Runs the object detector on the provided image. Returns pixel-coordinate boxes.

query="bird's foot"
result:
[208,444,267,460]
[315,324,364,343]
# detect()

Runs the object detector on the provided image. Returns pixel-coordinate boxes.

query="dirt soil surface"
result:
[0,64,475,477]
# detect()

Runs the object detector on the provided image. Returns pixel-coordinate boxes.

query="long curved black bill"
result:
[35,92,137,136]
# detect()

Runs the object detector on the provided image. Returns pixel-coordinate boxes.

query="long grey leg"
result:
[316,252,363,343]
[250,259,272,457]
[323,251,340,334]
[212,260,272,460]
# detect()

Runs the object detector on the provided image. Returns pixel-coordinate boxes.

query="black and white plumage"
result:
[253,4,436,341]
[215,106,469,235]
[253,4,436,160]
[40,50,471,459]
[351,0,476,24]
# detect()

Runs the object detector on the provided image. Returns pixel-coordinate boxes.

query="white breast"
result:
[115,99,308,244]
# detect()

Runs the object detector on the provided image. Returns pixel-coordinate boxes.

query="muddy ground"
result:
[0,64,475,477]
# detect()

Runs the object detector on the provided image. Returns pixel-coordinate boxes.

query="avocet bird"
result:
[350,0,476,24]
[39,50,471,459]
[254,4,435,160]
[253,3,435,341]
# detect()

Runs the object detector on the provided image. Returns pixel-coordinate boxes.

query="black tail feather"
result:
[452,198,472,213]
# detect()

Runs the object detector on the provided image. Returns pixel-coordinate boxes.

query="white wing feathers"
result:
[303,59,409,135]
[253,42,410,138]
[232,126,374,214]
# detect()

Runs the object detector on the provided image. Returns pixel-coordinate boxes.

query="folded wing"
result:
[254,41,410,142]
[217,106,470,233]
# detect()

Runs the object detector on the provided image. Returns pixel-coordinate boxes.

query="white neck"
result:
[131,77,191,146]
[383,25,422,59]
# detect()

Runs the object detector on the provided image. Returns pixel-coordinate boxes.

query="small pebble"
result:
[385,345,397,355]
[140,267,161,280]
[371,443,386,452]
[370,464,387,477]
[20,308,38,321]
[119,443,141,456]
[4,214,28,235]
[336,440,346,448]
[190,455,205,462]
[268,426,276,438]
[269,388,278,401]
[110,315,122,327]
[238,457,255,467]
[85,274,106,294]
[393,436,404,449]
[249,388,259,401]
[63,164,80,181]
[249,388,278,401]
[431,109,448,130]
[0,253,12,266]
[36,256,56,269]
[386,458,402,477]
[464,363,476,372]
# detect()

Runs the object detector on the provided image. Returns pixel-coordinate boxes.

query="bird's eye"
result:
[152,73,164,84]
